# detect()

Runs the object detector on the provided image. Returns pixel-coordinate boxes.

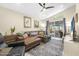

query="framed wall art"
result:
[24,16,31,28]
[34,20,39,28]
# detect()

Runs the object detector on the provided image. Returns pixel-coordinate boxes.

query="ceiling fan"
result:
[39,3,54,12]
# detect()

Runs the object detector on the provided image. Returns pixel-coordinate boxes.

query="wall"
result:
[0,7,43,35]
[75,4,79,35]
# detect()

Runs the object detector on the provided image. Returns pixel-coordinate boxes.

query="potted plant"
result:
[10,26,15,35]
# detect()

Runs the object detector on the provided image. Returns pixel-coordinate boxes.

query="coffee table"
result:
[0,47,12,56]
[7,46,25,56]
[0,46,25,56]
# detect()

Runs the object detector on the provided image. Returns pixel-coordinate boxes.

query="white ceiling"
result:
[0,3,75,20]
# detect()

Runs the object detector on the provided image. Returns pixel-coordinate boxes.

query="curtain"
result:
[46,21,49,35]
[63,18,66,36]
[71,16,75,32]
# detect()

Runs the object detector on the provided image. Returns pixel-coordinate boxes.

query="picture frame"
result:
[34,20,39,28]
[24,16,31,28]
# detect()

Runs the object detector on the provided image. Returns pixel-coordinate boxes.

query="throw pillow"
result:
[23,33,28,39]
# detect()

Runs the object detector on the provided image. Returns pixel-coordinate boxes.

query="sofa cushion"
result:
[4,35,17,44]
[17,36,24,40]
[16,32,23,36]
[38,31,44,36]
[30,32,38,36]
[24,37,40,45]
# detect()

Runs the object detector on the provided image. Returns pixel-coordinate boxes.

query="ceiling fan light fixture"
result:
[43,8,46,11]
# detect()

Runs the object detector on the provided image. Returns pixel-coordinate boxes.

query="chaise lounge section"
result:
[24,36,41,51]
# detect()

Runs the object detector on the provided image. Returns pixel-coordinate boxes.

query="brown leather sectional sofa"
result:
[4,35,24,45]
[4,31,45,51]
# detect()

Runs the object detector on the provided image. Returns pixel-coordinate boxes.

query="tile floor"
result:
[64,35,79,56]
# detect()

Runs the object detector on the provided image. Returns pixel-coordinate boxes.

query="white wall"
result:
[75,4,79,35]
[0,7,44,35]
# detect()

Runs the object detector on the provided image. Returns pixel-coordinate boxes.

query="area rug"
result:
[25,38,64,56]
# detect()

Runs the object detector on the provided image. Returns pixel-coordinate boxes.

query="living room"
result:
[0,3,79,56]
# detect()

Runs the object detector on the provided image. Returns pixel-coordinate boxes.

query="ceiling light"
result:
[43,8,46,11]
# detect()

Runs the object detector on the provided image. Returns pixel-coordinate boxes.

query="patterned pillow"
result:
[30,32,38,36]
[23,33,28,39]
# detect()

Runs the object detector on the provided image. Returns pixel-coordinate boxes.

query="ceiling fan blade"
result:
[39,3,44,7]
[46,6,54,9]
[41,8,44,12]
[43,3,45,8]
[43,3,45,6]
[41,9,43,12]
